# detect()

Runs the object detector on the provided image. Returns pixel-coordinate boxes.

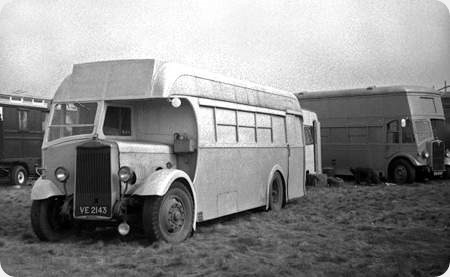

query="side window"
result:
[402,119,415,143]
[256,113,272,143]
[18,110,29,131]
[237,111,256,143]
[215,108,237,143]
[386,120,399,143]
[304,126,314,145]
[103,106,131,136]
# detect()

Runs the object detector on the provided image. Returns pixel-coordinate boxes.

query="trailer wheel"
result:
[11,165,28,186]
[390,159,416,184]
[142,181,193,243]
[31,197,73,241]
[269,172,284,211]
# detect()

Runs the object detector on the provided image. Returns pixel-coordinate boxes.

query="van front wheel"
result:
[143,182,193,243]
[390,159,416,184]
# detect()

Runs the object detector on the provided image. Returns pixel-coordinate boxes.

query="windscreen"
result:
[48,102,97,141]
[430,119,446,140]
[413,119,433,143]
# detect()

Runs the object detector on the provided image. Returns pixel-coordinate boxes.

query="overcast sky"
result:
[0,0,449,98]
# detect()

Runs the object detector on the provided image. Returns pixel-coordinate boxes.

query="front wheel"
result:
[390,159,416,184]
[142,182,194,243]
[31,197,73,241]
[443,166,450,179]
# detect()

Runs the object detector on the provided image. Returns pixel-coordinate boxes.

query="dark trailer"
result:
[0,93,50,186]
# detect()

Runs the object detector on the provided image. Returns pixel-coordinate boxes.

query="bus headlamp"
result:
[446,151,450,158]
[55,167,69,182]
[422,151,430,159]
[118,166,136,184]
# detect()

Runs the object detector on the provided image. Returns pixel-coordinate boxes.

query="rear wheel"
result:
[269,172,284,211]
[390,159,416,184]
[31,197,73,241]
[11,165,28,186]
[143,182,193,243]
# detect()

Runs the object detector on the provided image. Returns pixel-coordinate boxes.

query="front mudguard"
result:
[130,169,198,229]
[31,177,64,200]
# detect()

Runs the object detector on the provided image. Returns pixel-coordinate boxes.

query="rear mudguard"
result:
[31,177,64,200]
[131,169,198,230]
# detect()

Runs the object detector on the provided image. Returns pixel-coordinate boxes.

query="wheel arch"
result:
[387,155,418,176]
[31,177,64,200]
[132,169,198,230]
[265,164,287,210]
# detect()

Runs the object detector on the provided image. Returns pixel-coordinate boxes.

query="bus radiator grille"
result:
[74,142,112,217]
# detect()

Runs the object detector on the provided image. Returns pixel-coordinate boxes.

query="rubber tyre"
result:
[31,197,73,241]
[11,165,28,186]
[269,172,284,211]
[390,159,416,184]
[444,166,450,179]
[142,182,193,243]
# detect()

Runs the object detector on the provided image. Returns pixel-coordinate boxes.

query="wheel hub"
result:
[166,199,185,233]
[395,166,407,180]
[272,183,280,202]
[17,172,25,184]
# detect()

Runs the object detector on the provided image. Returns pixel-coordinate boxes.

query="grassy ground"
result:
[0,180,449,276]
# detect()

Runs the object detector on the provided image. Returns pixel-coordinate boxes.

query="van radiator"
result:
[74,142,112,217]
[431,140,445,171]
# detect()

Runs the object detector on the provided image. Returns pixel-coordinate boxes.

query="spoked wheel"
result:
[31,196,73,241]
[143,182,193,243]
[390,159,415,184]
[11,165,28,186]
[269,172,284,211]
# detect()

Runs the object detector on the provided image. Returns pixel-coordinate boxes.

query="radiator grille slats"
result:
[74,142,112,217]
[432,141,445,171]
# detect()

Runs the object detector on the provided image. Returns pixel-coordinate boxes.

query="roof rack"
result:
[0,93,50,110]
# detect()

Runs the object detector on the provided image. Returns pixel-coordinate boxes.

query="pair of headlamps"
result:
[54,166,135,184]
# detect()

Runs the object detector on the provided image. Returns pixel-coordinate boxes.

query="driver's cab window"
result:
[386,120,399,143]
[401,119,415,143]
[103,106,131,136]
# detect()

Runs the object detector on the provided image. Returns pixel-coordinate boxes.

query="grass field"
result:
[0,180,449,276]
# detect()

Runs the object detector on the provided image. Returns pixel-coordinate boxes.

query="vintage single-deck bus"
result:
[302,109,322,185]
[297,86,449,184]
[0,94,49,186]
[31,59,305,242]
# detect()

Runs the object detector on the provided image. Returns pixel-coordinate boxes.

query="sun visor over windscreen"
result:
[53,59,156,102]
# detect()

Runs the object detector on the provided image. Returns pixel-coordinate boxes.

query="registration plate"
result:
[78,206,109,216]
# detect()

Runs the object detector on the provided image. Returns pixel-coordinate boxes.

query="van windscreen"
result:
[430,119,446,140]
[414,119,432,143]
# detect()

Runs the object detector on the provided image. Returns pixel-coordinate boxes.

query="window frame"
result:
[18,109,30,131]
[101,104,134,138]
[386,119,400,144]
